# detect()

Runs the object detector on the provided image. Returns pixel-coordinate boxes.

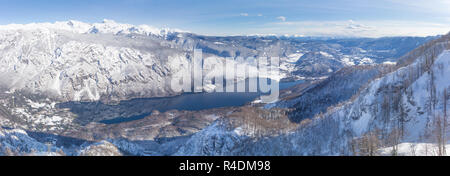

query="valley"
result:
[0,20,447,156]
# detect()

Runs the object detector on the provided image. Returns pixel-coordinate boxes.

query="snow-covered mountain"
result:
[0,20,190,103]
[170,34,450,156]
[267,64,389,122]
[0,20,433,102]
[0,19,183,37]
[0,20,444,156]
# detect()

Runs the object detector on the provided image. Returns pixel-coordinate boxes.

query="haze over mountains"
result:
[0,20,447,156]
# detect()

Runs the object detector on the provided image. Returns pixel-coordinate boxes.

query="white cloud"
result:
[240,13,249,17]
[257,14,263,17]
[257,20,450,37]
[276,16,286,22]
[346,20,372,30]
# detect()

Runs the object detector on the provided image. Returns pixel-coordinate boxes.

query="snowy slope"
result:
[0,19,183,37]
[0,20,440,155]
[0,20,432,103]
[0,127,63,156]
[0,22,190,102]
[267,65,386,122]
[0,20,291,103]
[173,36,450,156]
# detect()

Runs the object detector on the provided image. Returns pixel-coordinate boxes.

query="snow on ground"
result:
[382,61,397,65]
[285,53,304,63]
[360,57,374,64]
[0,127,63,156]
[26,99,46,109]
[319,51,333,58]
[0,19,184,37]
[341,57,355,66]
[33,115,63,126]
[280,54,303,74]
[380,142,450,156]
[172,46,450,155]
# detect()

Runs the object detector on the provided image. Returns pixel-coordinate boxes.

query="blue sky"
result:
[1,0,450,37]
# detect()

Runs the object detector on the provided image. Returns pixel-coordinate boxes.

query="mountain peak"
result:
[0,19,183,37]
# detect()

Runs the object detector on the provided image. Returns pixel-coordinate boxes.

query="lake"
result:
[95,80,305,124]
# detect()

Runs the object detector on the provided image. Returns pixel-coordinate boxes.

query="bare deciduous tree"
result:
[351,129,382,156]
[443,88,448,155]
[409,143,417,156]
[433,114,445,156]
